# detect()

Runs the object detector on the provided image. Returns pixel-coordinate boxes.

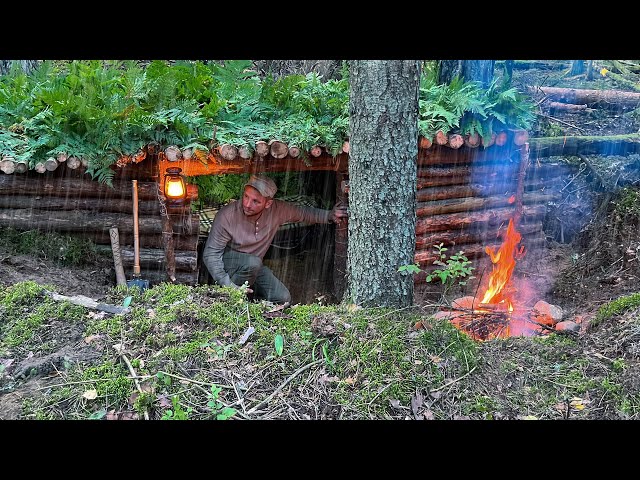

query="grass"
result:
[1,279,639,420]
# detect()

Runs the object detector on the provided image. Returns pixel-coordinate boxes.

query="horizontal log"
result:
[87,230,199,251]
[0,176,198,202]
[0,195,162,215]
[96,245,198,272]
[157,152,348,177]
[417,175,569,203]
[547,101,592,113]
[415,205,545,235]
[417,144,521,167]
[0,209,199,235]
[417,173,519,190]
[139,269,199,286]
[415,221,543,249]
[529,86,640,108]
[529,134,640,158]
[414,236,547,266]
[416,192,559,217]
[417,163,521,179]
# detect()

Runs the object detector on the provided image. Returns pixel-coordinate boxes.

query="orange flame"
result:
[480,218,522,309]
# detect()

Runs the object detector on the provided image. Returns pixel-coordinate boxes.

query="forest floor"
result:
[1,61,640,422]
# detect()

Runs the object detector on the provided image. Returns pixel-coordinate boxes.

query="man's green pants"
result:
[222,248,291,304]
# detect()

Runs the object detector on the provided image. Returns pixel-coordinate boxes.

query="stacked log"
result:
[0,174,199,286]
[413,142,560,285]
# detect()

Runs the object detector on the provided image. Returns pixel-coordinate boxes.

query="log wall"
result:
[0,165,199,286]
[412,142,565,286]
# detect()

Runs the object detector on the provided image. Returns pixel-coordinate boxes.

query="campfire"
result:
[434,217,579,341]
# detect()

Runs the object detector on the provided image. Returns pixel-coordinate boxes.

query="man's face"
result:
[242,186,272,217]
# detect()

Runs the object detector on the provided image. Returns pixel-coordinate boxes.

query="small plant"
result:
[207,385,237,420]
[161,395,192,420]
[398,243,475,298]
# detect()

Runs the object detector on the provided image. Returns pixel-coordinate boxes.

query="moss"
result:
[593,292,640,326]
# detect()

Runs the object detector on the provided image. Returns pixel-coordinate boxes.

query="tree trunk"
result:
[0,60,40,75]
[348,60,420,308]
[529,133,640,157]
[438,60,495,87]
[569,60,585,76]
[528,86,640,108]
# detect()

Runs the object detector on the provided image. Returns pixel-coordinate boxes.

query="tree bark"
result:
[438,60,495,88]
[348,60,420,308]
[0,60,40,75]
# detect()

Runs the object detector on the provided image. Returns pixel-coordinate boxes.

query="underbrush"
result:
[1,279,638,420]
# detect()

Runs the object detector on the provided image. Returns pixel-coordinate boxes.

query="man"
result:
[202,174,348,304]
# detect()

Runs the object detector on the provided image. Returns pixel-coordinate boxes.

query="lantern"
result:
[164,167,186,202]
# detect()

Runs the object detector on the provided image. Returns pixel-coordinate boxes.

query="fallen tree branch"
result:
[44,291,130,315]
[120,353,150,420]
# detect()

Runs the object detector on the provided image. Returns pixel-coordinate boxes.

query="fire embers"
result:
[432,297,581,341]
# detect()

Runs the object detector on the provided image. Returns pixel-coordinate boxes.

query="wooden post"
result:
[162,211,177,282]
[109,227,127,286]
[333,172,349,301]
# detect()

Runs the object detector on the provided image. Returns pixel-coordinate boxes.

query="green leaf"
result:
[274,334,284,356]
[88,409,107,420]
[122,296,132,308]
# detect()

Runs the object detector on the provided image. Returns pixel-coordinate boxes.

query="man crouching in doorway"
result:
[202,174,347,305]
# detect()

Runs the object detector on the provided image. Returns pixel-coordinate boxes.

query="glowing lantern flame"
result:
[480,218,522,308]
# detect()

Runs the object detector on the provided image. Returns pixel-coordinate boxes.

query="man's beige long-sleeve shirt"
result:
[202,200,331,287]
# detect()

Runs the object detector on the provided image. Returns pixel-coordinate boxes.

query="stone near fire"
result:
[452,296,477,310]
[433,310,458,320]
[555,321,580,333]
[531,300,563,326]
